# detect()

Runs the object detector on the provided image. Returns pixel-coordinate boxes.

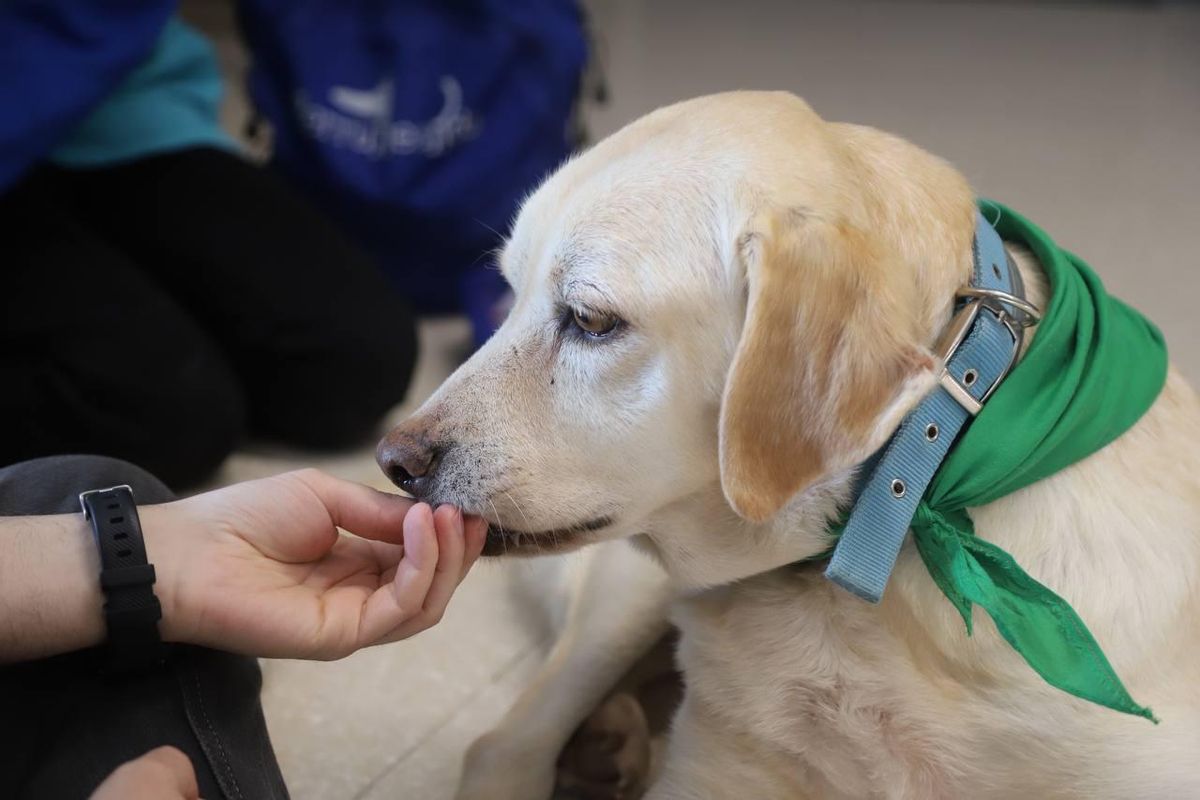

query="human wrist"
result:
[136,503,194,646]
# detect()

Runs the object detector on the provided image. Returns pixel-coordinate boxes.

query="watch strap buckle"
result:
[79,485,134,518]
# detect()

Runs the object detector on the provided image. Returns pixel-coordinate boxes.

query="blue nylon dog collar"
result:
[824,209,1038,603]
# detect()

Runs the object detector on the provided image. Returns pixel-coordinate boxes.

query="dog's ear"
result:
[719,209,935,522]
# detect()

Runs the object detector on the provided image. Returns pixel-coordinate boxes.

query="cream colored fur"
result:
[386,92,1200,799]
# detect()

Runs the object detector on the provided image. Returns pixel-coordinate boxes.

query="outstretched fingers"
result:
[356,503,440,647]
[379,504,473,644]
[345,500,489,651]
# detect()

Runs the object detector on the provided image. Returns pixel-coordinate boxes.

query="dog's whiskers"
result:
[486,497,508,555]
[501,490,543,552]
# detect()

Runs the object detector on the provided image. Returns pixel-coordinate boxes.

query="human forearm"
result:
[0,503,227,662]
[0,513,106,663]
[0,502,252,663]
[0,469,486,665]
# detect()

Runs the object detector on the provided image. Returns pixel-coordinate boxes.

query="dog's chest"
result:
[672,572,974,799]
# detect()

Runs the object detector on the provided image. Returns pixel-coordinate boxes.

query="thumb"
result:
[290,469,416,545]
[141,747,200,799]
[90,746,199,800]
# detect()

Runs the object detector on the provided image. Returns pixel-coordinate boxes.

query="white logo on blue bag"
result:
[295,76,479,159]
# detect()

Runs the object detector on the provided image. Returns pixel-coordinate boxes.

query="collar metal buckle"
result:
[933,288,1041,416]
[957,286,1041,328]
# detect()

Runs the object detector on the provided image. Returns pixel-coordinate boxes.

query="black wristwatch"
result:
[79,485,165,672]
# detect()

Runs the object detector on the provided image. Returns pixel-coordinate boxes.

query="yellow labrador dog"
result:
[378,92,1200,799]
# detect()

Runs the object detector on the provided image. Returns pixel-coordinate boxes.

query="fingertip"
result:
[464,514,487,540]
[409,501,435,527]
[432,503,459,531]
[142,746,199,795]
[464,515,488,561]
[402,503,436,563]
[435,506,467,564]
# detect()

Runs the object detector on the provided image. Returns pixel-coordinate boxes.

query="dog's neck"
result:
[639,470,852,590]
[646,237,1052,592]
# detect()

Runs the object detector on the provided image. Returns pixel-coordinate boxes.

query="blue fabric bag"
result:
[239,0,589,346]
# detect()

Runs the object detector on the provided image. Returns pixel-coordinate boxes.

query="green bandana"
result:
[901,200,1168,721]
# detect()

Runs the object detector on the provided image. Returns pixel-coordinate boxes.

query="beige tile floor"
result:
[188,1,1200,797]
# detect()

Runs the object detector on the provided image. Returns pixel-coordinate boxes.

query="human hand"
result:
[143,469,487,660]
[90,746,199,800]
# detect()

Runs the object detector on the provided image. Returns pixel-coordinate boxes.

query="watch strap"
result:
[80,485,165,672]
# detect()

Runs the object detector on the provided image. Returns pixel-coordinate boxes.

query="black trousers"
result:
[0,149,418,488]
[0,455,288,800]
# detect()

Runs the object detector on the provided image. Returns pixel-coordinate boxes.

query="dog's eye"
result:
[570,307,620,339]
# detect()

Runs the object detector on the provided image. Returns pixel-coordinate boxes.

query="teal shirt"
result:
[50,18,235,168]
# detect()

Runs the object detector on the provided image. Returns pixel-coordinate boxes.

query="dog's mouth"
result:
[482,515,614,557]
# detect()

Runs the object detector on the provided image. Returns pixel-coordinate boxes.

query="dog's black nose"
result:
[376,430,444,500]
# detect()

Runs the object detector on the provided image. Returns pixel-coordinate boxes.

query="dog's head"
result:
[378,92,976,586]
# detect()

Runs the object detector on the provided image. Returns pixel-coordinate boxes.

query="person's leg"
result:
[52,149,419,449]
[0,455,288,800]
[0,171,247,488]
